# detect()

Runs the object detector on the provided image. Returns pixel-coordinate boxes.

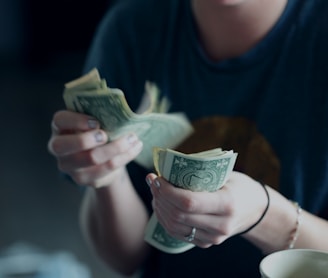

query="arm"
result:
[80,169,151,276]
[244,186,328,253]
[147,171,328,253]
[48,110,151,276]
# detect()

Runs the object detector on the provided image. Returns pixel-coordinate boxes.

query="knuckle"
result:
[71,172,88,186]
[222,190,236,216]
[180,195,197,213]
[74,134,91,150]
[110,139,127,153]
[171,211,186,223]
[86,149,102,165]
[106,158,116,170]
[52,111,67,129]
[53,111,63,123]
[212,236,225,245]
[48,138,63,155]
[218,222,233,236]
[224,201,235,216]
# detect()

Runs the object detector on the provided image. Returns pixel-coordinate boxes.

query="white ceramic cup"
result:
[259,249,328,278]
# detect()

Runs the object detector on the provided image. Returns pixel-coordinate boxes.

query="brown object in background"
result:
[177,116,280,191]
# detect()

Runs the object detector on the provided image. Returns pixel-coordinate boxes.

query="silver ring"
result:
[184,227,196,242]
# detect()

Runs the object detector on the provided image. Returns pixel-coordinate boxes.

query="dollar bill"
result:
[63,68,193,169]
[144,147,237,254]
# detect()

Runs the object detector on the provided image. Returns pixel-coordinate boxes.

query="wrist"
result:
[236,183,270,236]
[93,167,129,190]
[242,188,300,254]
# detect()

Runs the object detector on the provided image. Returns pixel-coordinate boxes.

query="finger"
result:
[52,110,100,134]
[48,129,108,156]
[155,201,228,247]
[180,212,232,245]
[153,187,227,236]
[68,164,124,188]
[91,134,142,165]
[190,226,229,248]
[151,177,230,215]
[154,201,224,247]
[147,175,233,247]
[57,133,142,169]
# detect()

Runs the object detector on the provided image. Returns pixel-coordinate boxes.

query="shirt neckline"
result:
[186,0,301,71]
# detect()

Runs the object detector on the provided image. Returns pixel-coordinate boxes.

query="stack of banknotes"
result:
[63,68,193,169]
[145,147,237,254]
[63,69,237,254]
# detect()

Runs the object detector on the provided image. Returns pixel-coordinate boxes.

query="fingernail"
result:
[146,177,152,187]
[127,134,138,144]
[88,119,98,129]
[94,131,104,143]
[154,179,161,188]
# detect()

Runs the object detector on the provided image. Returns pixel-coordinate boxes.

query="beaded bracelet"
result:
[286,201,302,249]
[237,183,270,235]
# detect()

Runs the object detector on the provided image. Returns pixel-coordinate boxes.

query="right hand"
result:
[47,110,143,188]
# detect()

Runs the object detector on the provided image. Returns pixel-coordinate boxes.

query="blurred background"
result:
[0,0,125,277]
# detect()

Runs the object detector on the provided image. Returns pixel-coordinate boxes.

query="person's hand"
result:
[146,171,268,248]
[48,110,143,188]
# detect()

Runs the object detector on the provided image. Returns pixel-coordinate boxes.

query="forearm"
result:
[243,186,328,254]
[80,167,150,276]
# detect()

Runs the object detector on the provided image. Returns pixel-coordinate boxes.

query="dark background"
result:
[0,0,127,277]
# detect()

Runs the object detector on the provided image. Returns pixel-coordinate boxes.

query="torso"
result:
[84,0,328,276]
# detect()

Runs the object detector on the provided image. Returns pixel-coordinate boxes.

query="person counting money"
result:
[47,0,328,277]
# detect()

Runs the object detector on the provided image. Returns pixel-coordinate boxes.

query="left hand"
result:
[147,171,268,248]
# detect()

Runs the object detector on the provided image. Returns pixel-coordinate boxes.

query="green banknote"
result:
[144,147,237,254]
[63,68,193,169]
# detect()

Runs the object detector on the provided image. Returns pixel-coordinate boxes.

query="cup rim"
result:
[259,249,328,278]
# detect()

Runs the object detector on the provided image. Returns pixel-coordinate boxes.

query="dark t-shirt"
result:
[83,0,328,276]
